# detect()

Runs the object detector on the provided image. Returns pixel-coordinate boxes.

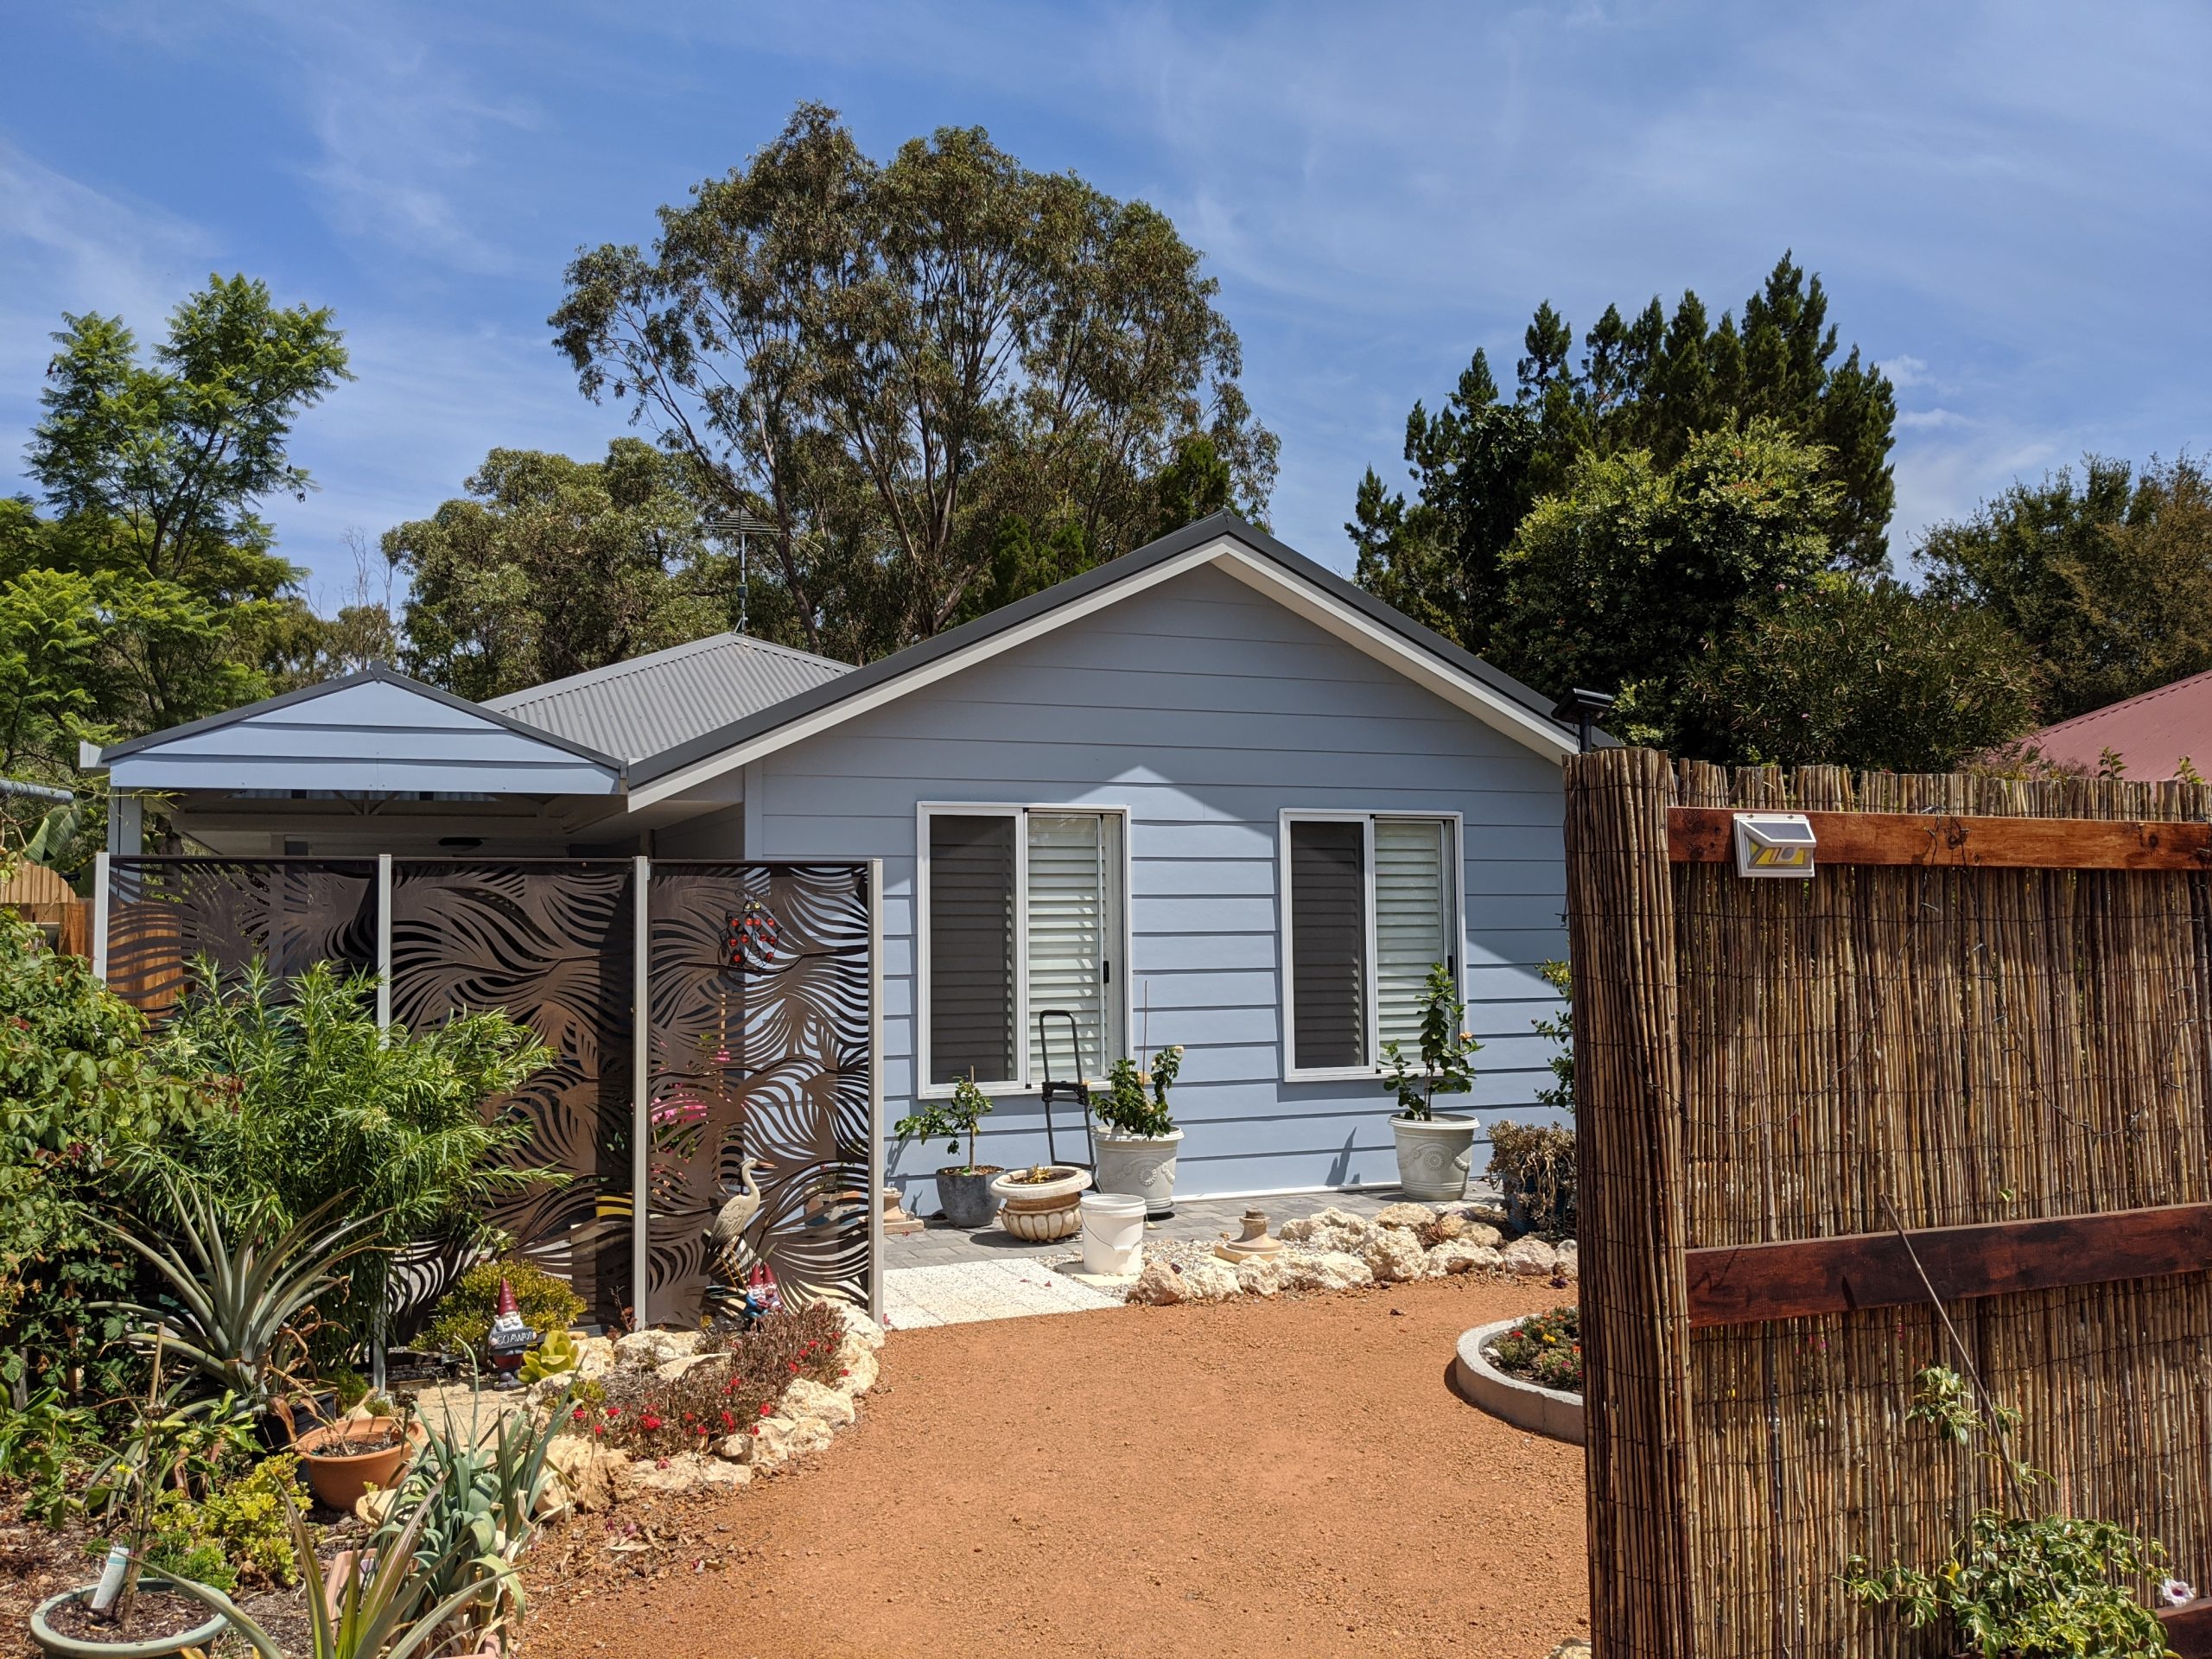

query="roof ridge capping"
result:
[484,629,849,712]
[621,512,1599,807]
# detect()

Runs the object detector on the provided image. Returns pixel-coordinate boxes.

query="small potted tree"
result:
[1382,963,1482,1202]
[894,1075,1001,1229]
[1092,1046,1184,1218]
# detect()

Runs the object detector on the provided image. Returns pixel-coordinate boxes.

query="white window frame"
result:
[1278,809,1466,1084]
[914,801,1133,1098]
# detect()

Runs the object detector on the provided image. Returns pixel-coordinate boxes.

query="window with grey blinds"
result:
[1025,813,1118,1082]
[927,814,1017,1085]
[1289,819,1368,1071]
[1375,817,1452,1052]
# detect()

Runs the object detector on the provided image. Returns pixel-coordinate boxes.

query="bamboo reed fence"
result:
[1567,748,2212,1659]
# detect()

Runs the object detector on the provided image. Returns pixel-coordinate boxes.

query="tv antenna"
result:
[706,511,777,634]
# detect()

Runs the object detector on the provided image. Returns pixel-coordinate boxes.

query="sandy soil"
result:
[521,1274,1589,1659]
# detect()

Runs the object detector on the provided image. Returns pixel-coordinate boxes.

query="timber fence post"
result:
[1567,747,1700,1659]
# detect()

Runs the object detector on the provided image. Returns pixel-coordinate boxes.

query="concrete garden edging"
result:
[1454,1317,1585,1445]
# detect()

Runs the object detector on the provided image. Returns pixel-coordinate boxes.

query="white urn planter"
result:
[988,1165,1093,1242]
[1092,1128,1183,1218]
[1392,1114,1477,1203]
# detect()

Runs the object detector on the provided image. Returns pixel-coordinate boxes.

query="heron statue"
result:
[707,1155,769,1279]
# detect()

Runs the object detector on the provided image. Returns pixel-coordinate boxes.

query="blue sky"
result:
[3,1,2207,612]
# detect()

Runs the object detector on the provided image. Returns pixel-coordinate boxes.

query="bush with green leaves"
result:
[0,890,198,1402]
[1844,1365,2174,1659]
[1096,1046,1182,1138]
[426,1258,584,1362]
[894,1074,995,1172]
[1531,958,1573,1116]
[1380,961,1479,1122]
[149,959,555,1347]
[129,1452,311,1597]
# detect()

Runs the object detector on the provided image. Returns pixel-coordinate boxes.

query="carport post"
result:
[372,853,393,1393]
[90,852,110,983]
[632,855,652,1326]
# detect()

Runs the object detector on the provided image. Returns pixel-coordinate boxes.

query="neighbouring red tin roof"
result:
[2020,667,2212,779]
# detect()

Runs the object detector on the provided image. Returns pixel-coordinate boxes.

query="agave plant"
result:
[167,1476,511,1659]
[375,1377,572,1641]
[104,1181,380,1406]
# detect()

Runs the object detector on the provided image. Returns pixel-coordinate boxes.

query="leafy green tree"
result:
[384,441,728,701]
[6,276,350,779]
[1680,576,2041,770]
[1488,422,1838,747]
[1349,350,1536,649]
[553,102,1276,664]
[1919,454,2212,721]
[1355,254,1897,655]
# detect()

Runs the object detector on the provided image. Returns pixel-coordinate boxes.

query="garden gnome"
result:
[744,1261,783,1319]
[486,1277,539,1389]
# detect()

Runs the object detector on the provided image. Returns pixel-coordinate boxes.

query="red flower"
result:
[748,1425,760,1437]
[573,1406,588,1420]
[640,1412,664,1432]
[758,1401,772,1415]
[786,1361,798,1375]
[840,1369,850,1376]
[720,1410,735,1431]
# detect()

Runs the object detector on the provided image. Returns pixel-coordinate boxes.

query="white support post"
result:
[90,852,111,983]
[631,855,652,1328]
[374,855,393,1032]
[867,857,885,1325]
[371,853,393,1391]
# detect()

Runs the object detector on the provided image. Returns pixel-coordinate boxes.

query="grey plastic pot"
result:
[29,1577,231,1659]
[935,1166,1003,1230]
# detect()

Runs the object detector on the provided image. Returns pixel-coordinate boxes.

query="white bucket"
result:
[1079,1192,1147,1276]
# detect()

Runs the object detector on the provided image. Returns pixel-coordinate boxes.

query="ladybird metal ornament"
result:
[724,899,782,970]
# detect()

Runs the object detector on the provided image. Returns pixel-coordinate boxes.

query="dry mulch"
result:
[520,1274,1589,1659]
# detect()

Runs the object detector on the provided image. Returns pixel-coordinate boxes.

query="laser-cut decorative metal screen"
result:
[388,860,636,1326]
[98,855,878,1325]
[644,862,874,1325]
[102,858,378,1013]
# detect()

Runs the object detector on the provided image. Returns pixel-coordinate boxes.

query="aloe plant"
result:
[166,1476,511,1659]
[104,1182,379,1406]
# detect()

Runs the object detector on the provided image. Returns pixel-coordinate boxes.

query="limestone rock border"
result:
[1453,1316,1584,1445]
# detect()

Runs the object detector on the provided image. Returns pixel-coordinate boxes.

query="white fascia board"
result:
[627,537,1234,810]
[1208,546,1576,762]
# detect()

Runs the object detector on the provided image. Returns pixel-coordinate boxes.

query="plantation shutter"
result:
[1289,819,1367,1071]
[1375,818,1452,1054]
[1026,813,1117,1081]
[928,814,1017,1085]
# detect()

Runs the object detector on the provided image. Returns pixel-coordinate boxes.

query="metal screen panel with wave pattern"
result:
[387,860,636,1327]
[645,862,874,1326]
[102,858,378,1014]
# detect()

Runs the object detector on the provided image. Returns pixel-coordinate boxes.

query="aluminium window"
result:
[918,804,1128,1092]
[1281,812,1461,1078]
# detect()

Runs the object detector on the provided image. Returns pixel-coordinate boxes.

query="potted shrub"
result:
[293,1395,423,1513]
[1092,1046,1184,1218]
[893,1076,1001,1229]
[28,1359,232,1659]
[1382,963,1482,1202]
[988,1164,1092,1241]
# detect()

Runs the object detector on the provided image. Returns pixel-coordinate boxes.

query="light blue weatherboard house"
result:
[93,513,1582,1213]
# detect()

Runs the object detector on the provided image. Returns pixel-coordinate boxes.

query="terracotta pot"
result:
[294,1419,422,1513]
[988,1166,1092,1241]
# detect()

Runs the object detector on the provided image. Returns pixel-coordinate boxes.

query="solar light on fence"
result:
[1732,812,1818,879]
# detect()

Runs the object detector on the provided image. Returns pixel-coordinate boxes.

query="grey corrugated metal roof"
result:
[485,633,850,763]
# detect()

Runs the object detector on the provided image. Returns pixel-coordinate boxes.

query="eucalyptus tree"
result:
[552,103,1275,663]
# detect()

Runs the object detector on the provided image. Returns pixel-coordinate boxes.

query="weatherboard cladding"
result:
[737,561,1573,1210]
[484,632,850,763]
[99,671,623,795]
